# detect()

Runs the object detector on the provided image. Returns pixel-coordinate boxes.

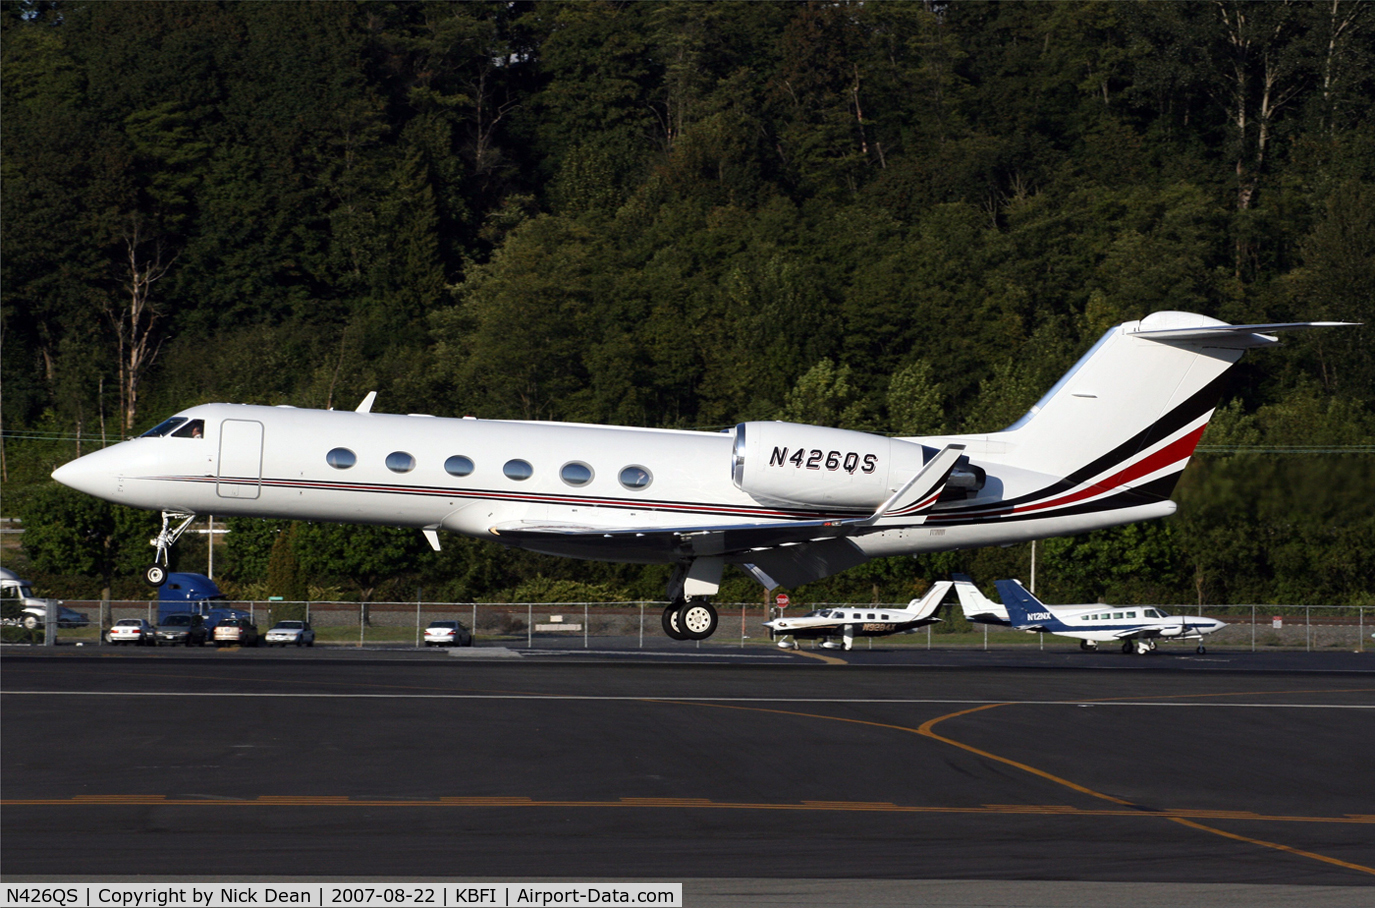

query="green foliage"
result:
[14,485,161,585]
[266,523,308,602]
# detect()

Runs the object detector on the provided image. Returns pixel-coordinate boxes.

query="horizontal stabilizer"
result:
[1132,320,1359,349]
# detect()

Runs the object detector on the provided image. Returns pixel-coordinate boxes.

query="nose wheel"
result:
[145,511,195,587]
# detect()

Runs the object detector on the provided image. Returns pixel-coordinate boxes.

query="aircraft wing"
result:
[488,444,967,562]
[490,516,864,560]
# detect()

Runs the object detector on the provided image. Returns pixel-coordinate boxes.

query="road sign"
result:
[775,594,790,608]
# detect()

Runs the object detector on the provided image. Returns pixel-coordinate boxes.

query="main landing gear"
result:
[661,599,719,641]
[145,511,195,587]
[661,559,723,642]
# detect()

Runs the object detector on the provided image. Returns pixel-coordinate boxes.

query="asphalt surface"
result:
[3,644,1373,905]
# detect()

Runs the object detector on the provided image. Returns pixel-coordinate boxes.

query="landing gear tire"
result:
[678,600,718,641]
[1121,640,1133,654]
[1080,639,1097,652]
[145,564,168,586]
[662,603,689,641]
[1196,644,1206,654]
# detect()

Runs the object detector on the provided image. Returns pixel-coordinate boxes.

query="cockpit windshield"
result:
[140,416,188,438]
[170,419,204,438]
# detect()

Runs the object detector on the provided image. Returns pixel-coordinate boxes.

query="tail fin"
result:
[994,579,1060,630]
[930,313,1355,527]
[952,573,1009,625]
[905,580,953,620]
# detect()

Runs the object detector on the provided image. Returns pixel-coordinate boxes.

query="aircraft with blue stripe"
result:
[993,579,1227,655]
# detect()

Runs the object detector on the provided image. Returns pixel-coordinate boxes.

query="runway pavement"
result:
[3,645,1372,905]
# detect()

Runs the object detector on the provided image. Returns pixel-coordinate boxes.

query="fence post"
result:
[527,603,532,648]
[584,603,589,649]
[1251,604,1255,653]
[415,592,421,648]
[472,603,477,643]
[639,603,644,649]
[1306,606,1311,653]
[359,602,364,648]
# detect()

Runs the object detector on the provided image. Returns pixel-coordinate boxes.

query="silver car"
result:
[107,618,156,646]
[424,620,472,647]
[265,620,315,647]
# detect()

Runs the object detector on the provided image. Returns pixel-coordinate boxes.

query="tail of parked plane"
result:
[993,579,1065,631]
[952,573,1010,625]
[906,580,954,620]
[921,313,1356,531]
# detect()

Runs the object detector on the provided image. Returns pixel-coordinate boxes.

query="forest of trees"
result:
[3,1,1372,607]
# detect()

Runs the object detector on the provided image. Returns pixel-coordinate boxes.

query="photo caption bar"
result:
[1,885,683,908]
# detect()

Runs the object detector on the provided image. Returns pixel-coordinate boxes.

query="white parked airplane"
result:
[952,573,1011,626]
[51,311,1351,642]
[995,578,1227,654]
[763,581,953,651]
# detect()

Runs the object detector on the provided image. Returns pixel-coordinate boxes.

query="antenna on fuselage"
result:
[356,391,377,413]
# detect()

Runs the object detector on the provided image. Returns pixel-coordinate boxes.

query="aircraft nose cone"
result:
[52,451,116,499]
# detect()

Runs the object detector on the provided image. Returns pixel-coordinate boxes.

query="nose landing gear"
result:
[145,511,195,587]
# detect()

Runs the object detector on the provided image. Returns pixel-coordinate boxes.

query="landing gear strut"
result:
[146,511,195,587]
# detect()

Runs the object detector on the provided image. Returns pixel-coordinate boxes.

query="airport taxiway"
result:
[3,645,1372,905]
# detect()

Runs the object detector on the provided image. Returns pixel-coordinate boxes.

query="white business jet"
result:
[763,580,952,651]
[51,311,1351,642]
[995,578,1227,654]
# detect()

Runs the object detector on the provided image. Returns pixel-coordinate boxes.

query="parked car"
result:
[156,613,209,647]
[107,618,156,646]
[424,620,472,647]
[213,618,260,647]
[265,620,315,647]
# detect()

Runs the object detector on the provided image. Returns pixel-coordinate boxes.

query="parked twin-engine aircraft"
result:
[995,578,1227,654]
[763,580,952,651]
[51,311,1351,641]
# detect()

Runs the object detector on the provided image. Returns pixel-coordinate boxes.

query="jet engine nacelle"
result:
[730,422,928,509]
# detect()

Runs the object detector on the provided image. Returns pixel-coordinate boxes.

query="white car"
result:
[424,620,473,647]
[107,618,156,646]
[265,620,315,647]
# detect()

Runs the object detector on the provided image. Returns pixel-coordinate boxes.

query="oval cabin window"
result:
[386,451,416,473]
[560,462,594,486]
[619,465,652,490]
[444,455,475,477]
[326,448,357,470]
[503,459,533,481]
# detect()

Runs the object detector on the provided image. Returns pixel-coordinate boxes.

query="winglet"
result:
[857,444,965,527]
[356,391,377,413]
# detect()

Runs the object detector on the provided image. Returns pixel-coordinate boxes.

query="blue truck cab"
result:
[157,573,248,629]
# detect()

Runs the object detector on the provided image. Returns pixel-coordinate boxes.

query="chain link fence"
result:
[8,601,1371,652]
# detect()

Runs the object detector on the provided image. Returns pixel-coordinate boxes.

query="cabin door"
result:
[217,419,263,499]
